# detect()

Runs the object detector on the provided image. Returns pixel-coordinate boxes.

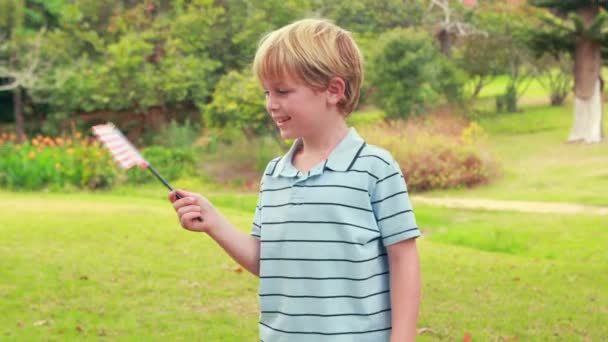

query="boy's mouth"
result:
[275,116,291,124]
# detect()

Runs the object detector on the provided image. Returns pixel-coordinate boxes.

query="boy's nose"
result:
[266,98,280,111]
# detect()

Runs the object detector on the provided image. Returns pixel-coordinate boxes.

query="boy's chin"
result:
[278,129,297,140]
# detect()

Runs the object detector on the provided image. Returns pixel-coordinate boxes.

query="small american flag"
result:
[91,122,179,196]
[91,123,147,169]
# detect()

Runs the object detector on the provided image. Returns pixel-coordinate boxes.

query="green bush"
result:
[149,120,200,149]
[368,28,466,119]
[125,146,198,185]
[196,133,285,189]
[358,119,497,192]
[0,134,117,190]
[203,69,272,139]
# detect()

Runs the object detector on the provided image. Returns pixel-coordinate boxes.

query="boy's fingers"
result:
[181,212,203,227]
[173,196,198,210]
[177,205,201,217]
[176,189,196,198]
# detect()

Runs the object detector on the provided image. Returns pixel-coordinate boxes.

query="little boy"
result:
[171,18,421,342]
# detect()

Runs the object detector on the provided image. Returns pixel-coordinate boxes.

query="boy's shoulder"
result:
[360,143,395,165]
[261,156,283,178]
[357,142,401,174]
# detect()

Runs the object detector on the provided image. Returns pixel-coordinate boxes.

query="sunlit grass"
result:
[1,192,605,341]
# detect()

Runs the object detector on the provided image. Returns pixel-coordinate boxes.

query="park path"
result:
[412,196,608,216]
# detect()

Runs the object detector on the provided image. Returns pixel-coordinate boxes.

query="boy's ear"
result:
[326,77,346,106]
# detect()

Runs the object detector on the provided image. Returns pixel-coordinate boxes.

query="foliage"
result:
[150,120,200,149]
[196,133,285,189]
[0,132,116,190]
[0,130,201,190]
[534,54,573,106]
[318,0,425,33]
[475,4,538,113]
[368,28,466,119]
[530,0,608,12]
[359,117,497,192]
[456,34,507,99]
[203,69,272,139]
[125,146,197,185]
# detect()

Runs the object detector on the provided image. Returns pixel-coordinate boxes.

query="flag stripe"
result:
[91,123,147,170]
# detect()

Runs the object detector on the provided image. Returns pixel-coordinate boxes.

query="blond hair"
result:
[252,18,364,115]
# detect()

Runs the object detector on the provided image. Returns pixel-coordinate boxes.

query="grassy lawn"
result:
[3,79,607,340]
[1,191,606,341]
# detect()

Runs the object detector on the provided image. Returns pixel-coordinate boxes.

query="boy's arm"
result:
[207,217,261,276]
[387,239,421,342]
[171,190,261,276]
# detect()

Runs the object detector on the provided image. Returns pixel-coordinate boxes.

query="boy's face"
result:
[262,75,340,140]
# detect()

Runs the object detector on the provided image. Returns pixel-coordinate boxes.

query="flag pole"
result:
[144,164,182,199]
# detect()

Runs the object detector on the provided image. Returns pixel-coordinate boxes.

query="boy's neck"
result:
[295,119,349,166]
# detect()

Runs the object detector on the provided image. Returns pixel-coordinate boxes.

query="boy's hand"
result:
[169,190,223,234]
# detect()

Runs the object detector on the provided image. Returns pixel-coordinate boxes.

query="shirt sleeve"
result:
[371,158,420,246]
[250,177,263,239]
[250,192,262,239]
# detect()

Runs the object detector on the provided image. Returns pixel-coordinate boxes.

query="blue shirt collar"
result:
[271,127,366,178]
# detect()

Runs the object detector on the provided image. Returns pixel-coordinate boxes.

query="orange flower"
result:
[31,139,39,147]
[55,163,62,170]
[28,151,36,159]
[67,148,75,154]
[74,132,82,139]
[56,137,64,146]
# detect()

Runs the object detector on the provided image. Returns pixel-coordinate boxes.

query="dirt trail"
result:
[412,196,608,216]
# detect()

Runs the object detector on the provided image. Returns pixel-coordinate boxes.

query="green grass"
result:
[475,75,548,100]
[0,191,260,341]
[1,192,606,341]
[3,75,608,341]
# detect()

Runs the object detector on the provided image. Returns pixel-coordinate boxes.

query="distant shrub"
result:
[368,28,466,119]
[196,133,285,189]
[125,146,198,185]
[150,120,200,149]
[358,116,498,192]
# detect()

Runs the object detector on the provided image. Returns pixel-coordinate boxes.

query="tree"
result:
[368,28,466,119]
[0,0,64,142]
[203,69,271,139]
[534,53,573,106]
[317,0,425,34]
[530,0,606,143]
[474,3,536,113]
[456,33,504,100]
[425,0,484,58]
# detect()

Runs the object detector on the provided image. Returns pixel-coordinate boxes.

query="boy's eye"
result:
[277,89,289,94]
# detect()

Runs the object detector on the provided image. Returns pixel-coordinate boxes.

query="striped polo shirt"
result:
[250,128,420,342]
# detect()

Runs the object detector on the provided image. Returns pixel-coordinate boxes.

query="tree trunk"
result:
[570,79,603,143]
[570,5,603,143]
[438,29,452,58]
[13,86,24,143]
